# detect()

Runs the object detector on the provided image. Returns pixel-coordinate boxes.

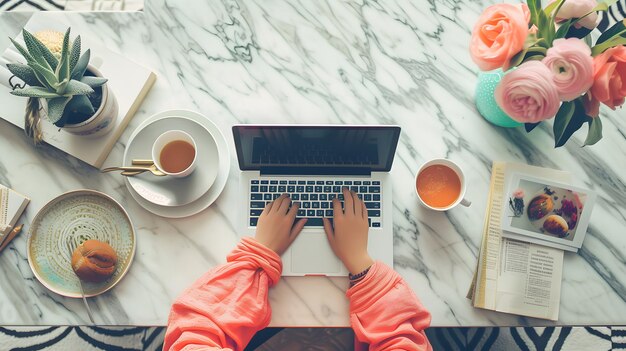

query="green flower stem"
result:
[592,35,626,55]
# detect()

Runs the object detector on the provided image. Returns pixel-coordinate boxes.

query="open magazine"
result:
[468,162,570,320]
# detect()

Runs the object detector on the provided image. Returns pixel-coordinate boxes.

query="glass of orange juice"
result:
[415,159,471,211]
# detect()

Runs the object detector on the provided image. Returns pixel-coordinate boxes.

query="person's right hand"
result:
[322,188,374,274]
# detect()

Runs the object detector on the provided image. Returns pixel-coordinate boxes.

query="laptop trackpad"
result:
[291,234,341,274]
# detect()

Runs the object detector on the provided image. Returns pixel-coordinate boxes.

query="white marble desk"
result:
[0,0,624,327]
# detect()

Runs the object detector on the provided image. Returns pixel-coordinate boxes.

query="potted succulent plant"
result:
[6,27,118,142]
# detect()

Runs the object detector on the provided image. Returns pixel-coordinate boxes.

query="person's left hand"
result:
[255,194,307,255]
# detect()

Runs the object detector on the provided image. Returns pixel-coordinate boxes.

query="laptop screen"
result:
[233,125,401,172]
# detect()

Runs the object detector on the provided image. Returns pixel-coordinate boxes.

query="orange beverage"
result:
[416,164,461,208]
[160,140,196,173]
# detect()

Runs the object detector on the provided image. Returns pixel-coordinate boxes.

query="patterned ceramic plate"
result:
[27,190,135,298]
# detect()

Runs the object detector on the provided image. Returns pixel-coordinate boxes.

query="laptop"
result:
[233,125,401,276]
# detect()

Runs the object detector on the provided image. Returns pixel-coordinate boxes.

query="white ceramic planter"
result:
[60,65,119,138]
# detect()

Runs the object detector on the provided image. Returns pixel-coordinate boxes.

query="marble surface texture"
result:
[0,0,625,327]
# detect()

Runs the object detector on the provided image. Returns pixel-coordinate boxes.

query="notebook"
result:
[0,13,156,169]
[0,185,29,248]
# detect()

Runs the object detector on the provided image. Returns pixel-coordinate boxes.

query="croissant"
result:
[543,215,569,237]
[528,194,554,220]
[71,240,117,283]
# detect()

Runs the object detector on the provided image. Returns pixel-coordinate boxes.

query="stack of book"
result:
[0,185,29,253]
[467,161,595,320]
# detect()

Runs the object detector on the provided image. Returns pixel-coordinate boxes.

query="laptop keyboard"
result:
[249,179,381,228]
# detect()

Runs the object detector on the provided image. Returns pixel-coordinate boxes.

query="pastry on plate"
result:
[71,240,118,283]
[527,194,554,220]
[543,215,569,237]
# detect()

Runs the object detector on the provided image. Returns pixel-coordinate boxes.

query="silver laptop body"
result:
[233,125,400,276]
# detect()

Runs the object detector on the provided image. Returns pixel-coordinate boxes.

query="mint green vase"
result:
[475,70,522,128]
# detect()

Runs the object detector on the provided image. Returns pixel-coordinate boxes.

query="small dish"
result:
[27,190,136,298]
[123,110,231,218]
[124,116,219,207]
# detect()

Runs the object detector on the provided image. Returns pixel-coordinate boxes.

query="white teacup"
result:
[415,158,471,211]
[151,130,198,178]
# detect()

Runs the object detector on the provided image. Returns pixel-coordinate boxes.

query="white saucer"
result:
[124,116,219,207]
[123,110,230,218]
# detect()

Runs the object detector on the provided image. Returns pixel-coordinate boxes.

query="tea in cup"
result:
[415,159,471,211]
[152,130,197,178]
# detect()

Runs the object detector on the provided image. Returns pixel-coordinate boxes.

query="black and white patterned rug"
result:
[0,326,164,350]
[1,326,626,350]
[0,0,64,11]
[0,0,144,11]
[428,326,626,351]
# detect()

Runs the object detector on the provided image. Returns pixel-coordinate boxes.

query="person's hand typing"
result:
[322,188,374,274]
[255,194,307,255]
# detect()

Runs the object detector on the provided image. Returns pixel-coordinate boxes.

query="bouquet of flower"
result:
[470,0,625,147]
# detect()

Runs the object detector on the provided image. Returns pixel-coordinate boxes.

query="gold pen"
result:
[0,224,23,254]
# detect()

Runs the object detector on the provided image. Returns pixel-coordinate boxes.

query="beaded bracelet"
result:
[349,266,372,287]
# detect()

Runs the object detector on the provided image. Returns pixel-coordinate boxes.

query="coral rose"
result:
[547,0,599,30]
[584,46,626,117]
[495,61,561,123]
[543,38,594,101]
[470,4,530,71]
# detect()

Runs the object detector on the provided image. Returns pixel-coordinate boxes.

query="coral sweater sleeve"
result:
[347,261,432,351]
[163,237,281,351]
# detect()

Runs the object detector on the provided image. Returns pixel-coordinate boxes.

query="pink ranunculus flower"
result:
[470,3,530,71]
[543,38,594,101]
[547,0,599,30]
[513,188,525,199]
[584,46,626,117]
[495,61,561,123]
